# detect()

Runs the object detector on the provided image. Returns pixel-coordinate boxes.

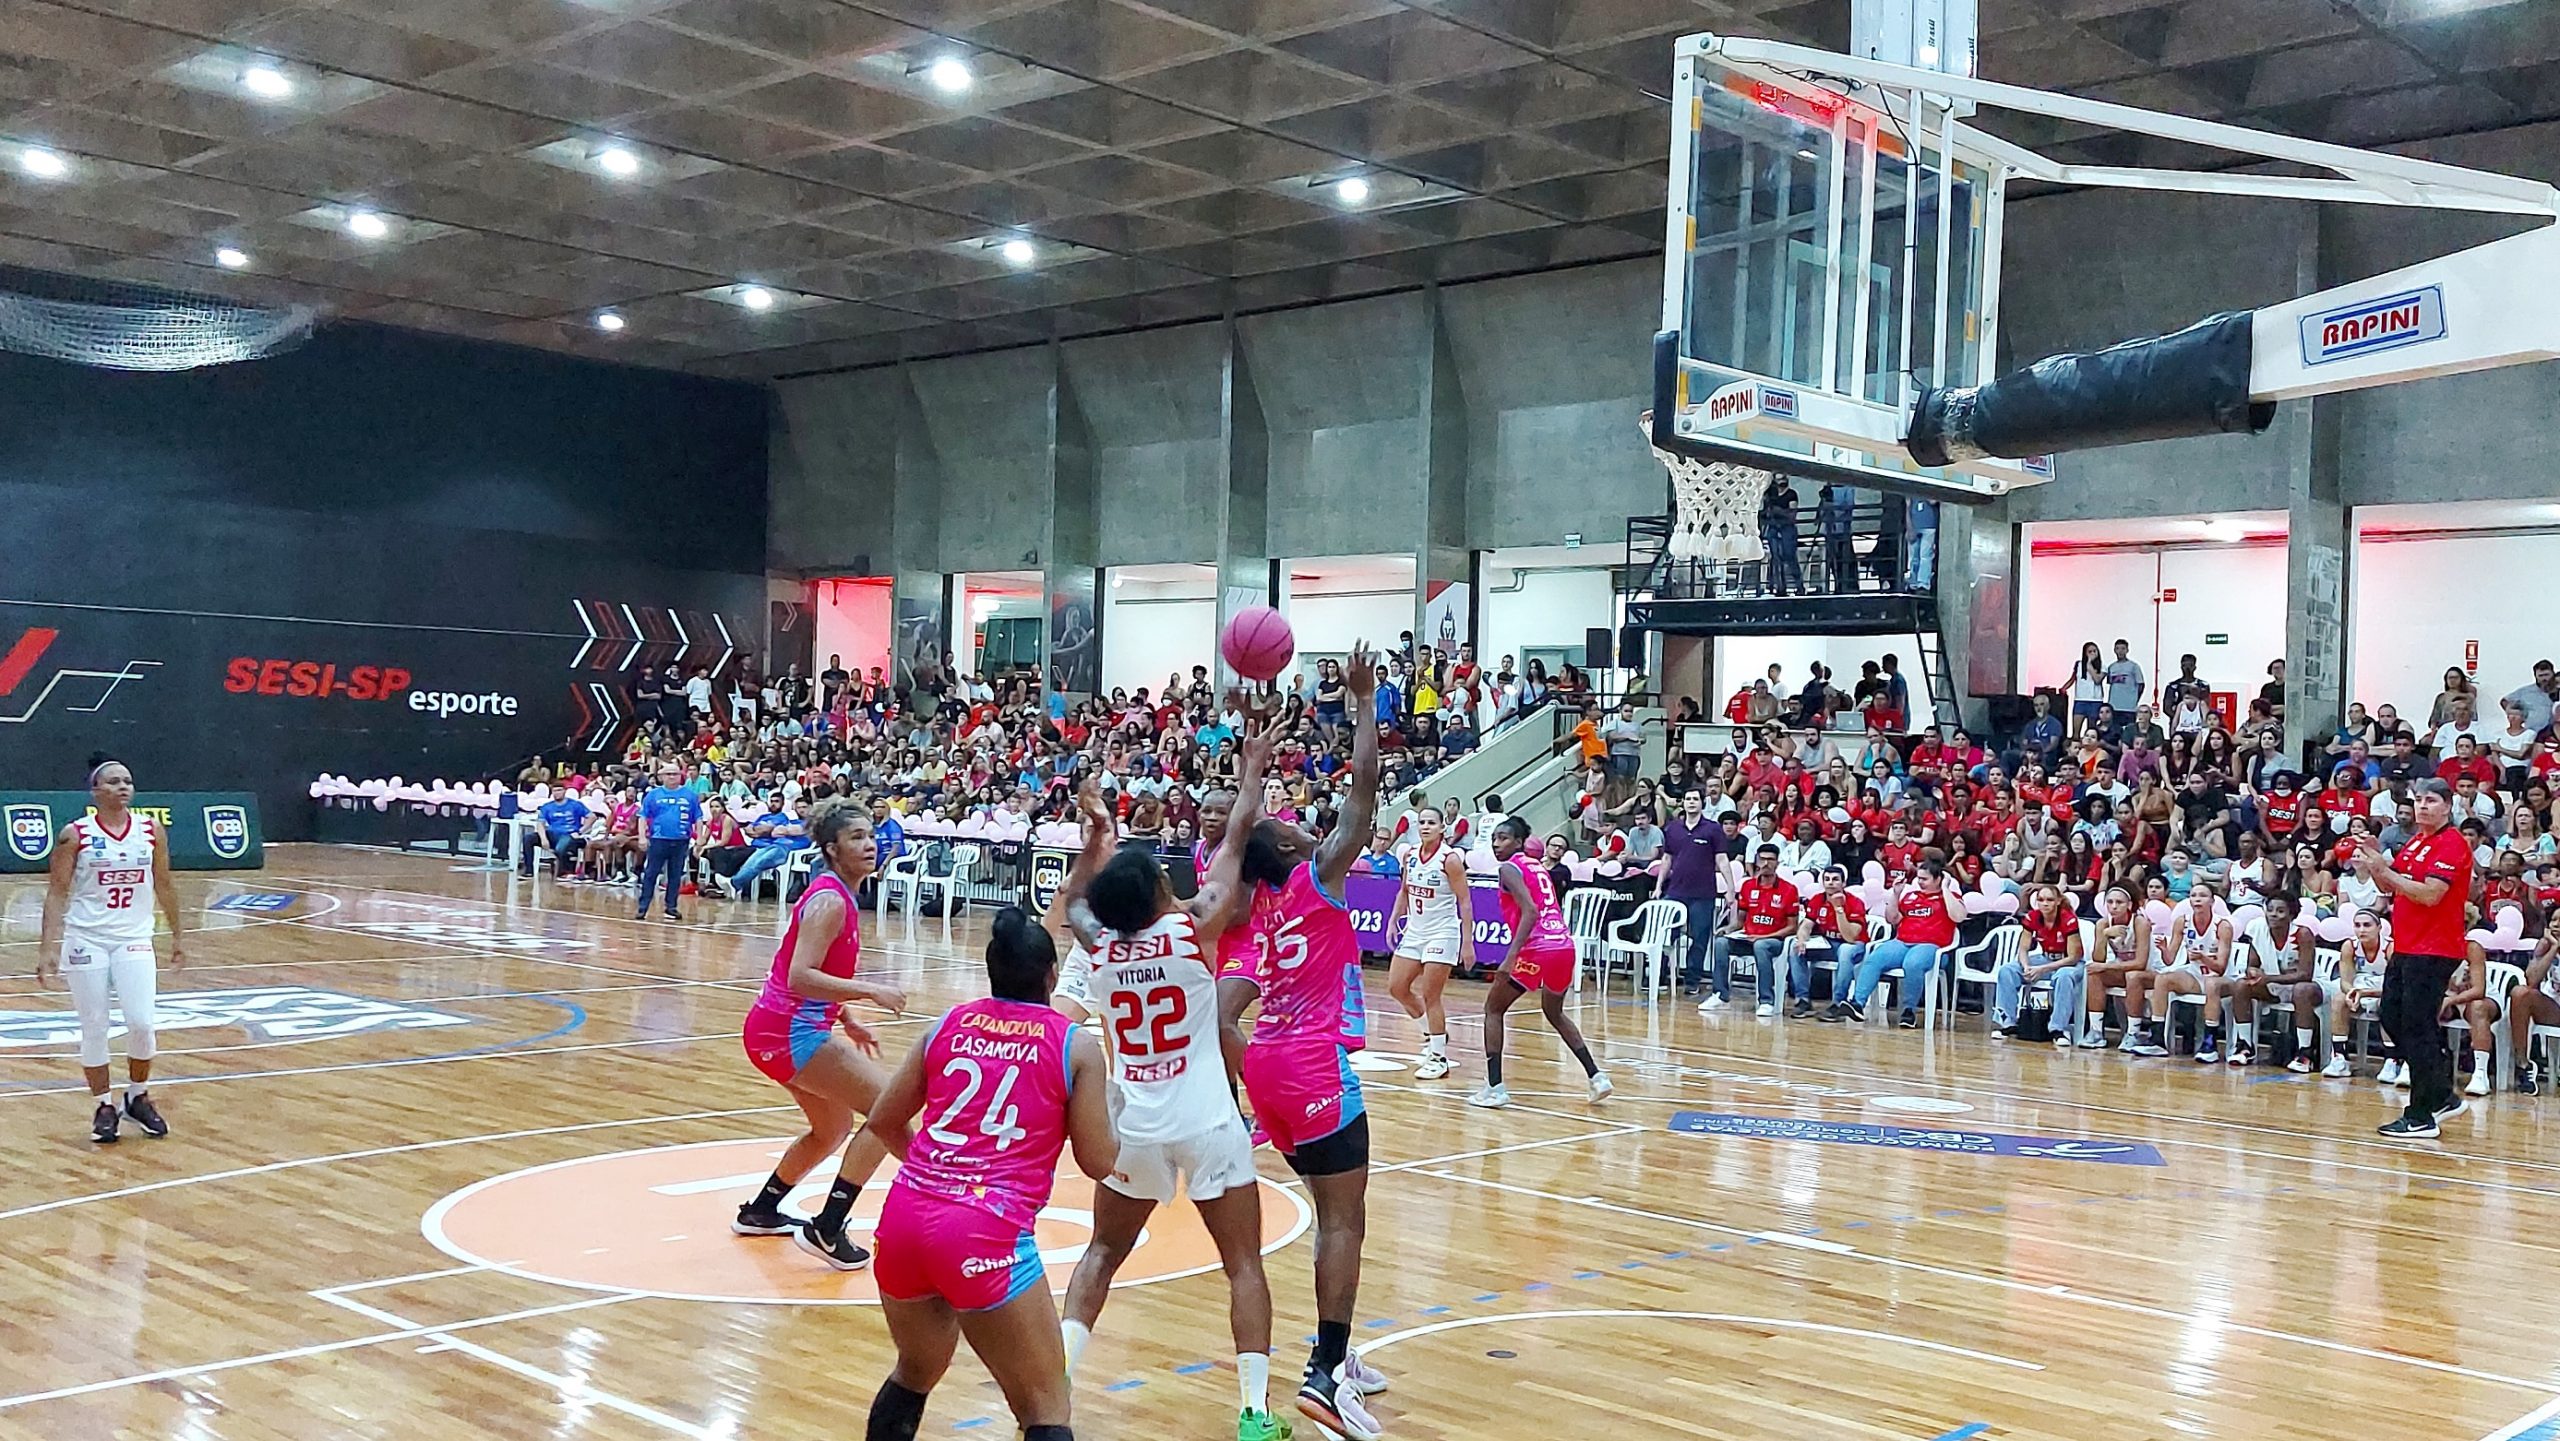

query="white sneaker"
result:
[1754,1002,1777,1018]
[1467,1083,1511,1108]
[1413,1053,1451,1080]
[2077,1027,2108,1049]
[2052,1032,2073,1048]
[2378,1059,2407,1086]
[1342,1350,1390,1395]
[1588,1072,1614,1102]
[2321,1054,2353,1078]
[1699,995,1729,1012]
[2467,1065,2493,1098]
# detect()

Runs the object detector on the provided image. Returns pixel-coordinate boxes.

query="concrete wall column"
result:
[1048,342,1099,706]
[1217,317,1274,684]
[1417,286,1471,661]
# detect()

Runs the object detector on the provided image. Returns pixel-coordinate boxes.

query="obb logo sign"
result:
[5,804,52,863]
[1029,849,1071,913]
[203,803,250,860]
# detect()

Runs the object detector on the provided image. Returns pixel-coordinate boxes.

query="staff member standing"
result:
[636,762,701,922]
[1662,789,1727,997]
[2357,778,2473,1139]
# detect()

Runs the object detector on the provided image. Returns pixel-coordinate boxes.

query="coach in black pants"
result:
[2355,779,2473,1140]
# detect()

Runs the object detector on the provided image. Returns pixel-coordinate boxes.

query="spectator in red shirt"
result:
[1994,882,2085,1040]
[2436,734,2500,790]
[1877,820,1921,882]
[2359,779,2474,1139]
[1793,867,1868,1016]
[1711,844,1799,1016]
[1823,856,1966,1028]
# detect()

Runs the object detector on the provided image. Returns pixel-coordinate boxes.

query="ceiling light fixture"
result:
[345,210,389,239]
[1333,175,1371,204]
[240,63,293,99]
[18,146,68,179]
[214,246,250,269]
[738,285,776,311]
[927,56,974,94]
[595,144,640,177]
[1000,237,1037,266]
[595,311,626,333]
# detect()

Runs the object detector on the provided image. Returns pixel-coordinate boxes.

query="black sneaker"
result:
[123,1091,167,1138]
[1295,1364,1382,1441]
[732,1202,799,1236]
[2434,1094,2466,1121]
[1789,998,1814,1020]
[664,910,683,922]
[2520,1067,2540,1097]
[90,1100,120,1144]
[1895,1009,1920,1030]
[2378,1114,2440,1140]
[1819,1001,1855,1023]
[795,1219,872,1271]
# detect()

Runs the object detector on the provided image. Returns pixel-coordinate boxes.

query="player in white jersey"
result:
[37,757,187,1143]
[1051,736,1290,1441]
[1387,809,1471,1078]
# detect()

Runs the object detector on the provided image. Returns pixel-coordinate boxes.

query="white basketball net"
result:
[1644,415,1769,565]
[0,272,320,372]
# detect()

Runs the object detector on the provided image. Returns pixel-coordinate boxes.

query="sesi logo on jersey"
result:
[203,804,250,860]
[5,804,51,863]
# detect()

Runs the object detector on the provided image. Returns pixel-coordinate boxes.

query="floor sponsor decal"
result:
[1668,1111,2166,1166]
[0,984,476,1049]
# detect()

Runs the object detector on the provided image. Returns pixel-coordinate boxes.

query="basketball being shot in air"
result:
[11,2,2560,1436]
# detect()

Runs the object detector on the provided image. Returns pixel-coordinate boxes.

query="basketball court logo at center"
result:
[424,1136,1311,1306]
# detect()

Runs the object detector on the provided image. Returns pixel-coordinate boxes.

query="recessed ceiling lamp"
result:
[18,146,68,179]
[214,246,251,269]
[595,144,640,178]
[1000,237,1037,266]
[596,311,627,332]
[241,63,293,99]
[1333,175,1371,205]
[737,285,776,311]
[345,210,390,239]
[927,56,974,93]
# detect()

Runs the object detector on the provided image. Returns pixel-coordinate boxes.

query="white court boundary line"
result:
[316,1286,711,1438]
[0,1028,742,1102]
[1412,1167,2560,1395]
[0,887,344,949]
[0,1293,636,1411]
[1349,1306,2042,1371]
[2482,1395,2560,1440]
[414,1135,1317,1307]
[0,1102,799,1222]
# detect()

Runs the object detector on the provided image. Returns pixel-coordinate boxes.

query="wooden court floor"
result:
[4,844,2559,1441]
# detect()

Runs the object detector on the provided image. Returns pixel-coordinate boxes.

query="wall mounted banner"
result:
[1,791,264,872]
[1341,870,1512,966]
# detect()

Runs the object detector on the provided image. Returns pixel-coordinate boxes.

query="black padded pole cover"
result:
[1906,309,2276,467]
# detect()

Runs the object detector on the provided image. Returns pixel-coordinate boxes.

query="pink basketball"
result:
[1220,605,1296,682]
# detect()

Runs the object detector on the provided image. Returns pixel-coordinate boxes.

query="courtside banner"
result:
[0,791,264,873]
[1340,871,1513,967]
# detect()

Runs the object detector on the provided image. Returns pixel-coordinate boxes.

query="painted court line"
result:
[0,1103,797,1222]
[1347,1307,2042,1372]
[320,1289,711,1438]
[2483,1395,2560,1441]
[0,1294,634,1411]
[1409,1167,2560,1394]
[0,1029,738,1101]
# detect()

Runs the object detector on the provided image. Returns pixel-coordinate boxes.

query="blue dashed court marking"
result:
[1575,1270,1602,1279]
[1522,1282,1551,1292]
[1105,1379,1146,1393]
[953,1420,990,1431]
[1930,1425,1990,1441]
[1364,1318,1394,1328]
[1176,1362,1217,1375]
[1619,1260,1646,1269]
[1420,1306,1452,1316]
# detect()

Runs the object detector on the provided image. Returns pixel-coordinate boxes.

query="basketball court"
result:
[5,849,2557,1441]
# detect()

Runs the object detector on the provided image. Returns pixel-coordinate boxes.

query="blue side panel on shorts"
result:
[788,1014,833,1072]
[1342,963,1368,1041]
[1335,1048,1366,1123]
[991,1228,1044,1311]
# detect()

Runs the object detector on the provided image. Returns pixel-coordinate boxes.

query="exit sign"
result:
[2204,633,2229,645]
[2161,588,2178,602]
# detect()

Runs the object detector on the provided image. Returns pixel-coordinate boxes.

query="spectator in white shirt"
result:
[1777,818,1832,875]
[2429,694,2487,759]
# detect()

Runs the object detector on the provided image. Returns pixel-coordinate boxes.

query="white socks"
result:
[1062,1320,1091,1377]
[1239,1352,1270,1414]
[2295,1028,2314,1054]
[1424,1033,1447,1058]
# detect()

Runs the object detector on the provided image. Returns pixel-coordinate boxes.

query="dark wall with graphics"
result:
[0,322,771,838]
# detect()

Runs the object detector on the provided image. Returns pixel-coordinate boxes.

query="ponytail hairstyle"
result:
[986,906,1058,1002]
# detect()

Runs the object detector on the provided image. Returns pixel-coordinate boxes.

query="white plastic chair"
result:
[1603,898,1686,999]
[877,849,926,928]
[1946,923,2023,1031]
[1855,924,1943,1030]
[737,848,793,904]
[915,843,983,936]
[1562,887,1614,994]
[2453,958,2530,1092]
[2514,963,2560,1089]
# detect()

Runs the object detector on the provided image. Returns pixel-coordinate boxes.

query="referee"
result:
[2354,778,2473,1139]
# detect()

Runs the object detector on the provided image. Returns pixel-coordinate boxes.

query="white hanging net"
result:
[1642,413,1768,572]
[0,269,321,371]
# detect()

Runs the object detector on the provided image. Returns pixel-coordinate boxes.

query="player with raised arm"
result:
[731,799,910,1268]
[1049,720,1294,1441]
[856,908,1114,1441]
[1469,818,1610,1109]
[38,756,186,1143]
[1385,808,1470,1078]
[1220,641,1392,1440]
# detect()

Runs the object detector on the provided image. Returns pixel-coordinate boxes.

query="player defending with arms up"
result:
[1222,641,1393,1440]
[857,908,1114,1441]
[1469,819,1610,1108]
[38,756,185,1143]
[1052,723,1291,1441]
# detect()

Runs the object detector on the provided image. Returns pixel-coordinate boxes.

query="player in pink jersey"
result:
[1220,641,1393,1440]
[1193,788,1268,985]
[732,799,910,1271]
[1469,818,1611,1109]
[859,908,1114,1441]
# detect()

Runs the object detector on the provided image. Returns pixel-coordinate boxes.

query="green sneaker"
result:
[1239,1407,1294,1441]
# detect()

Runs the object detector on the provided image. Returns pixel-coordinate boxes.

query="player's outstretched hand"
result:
[1344,641,1378,701]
